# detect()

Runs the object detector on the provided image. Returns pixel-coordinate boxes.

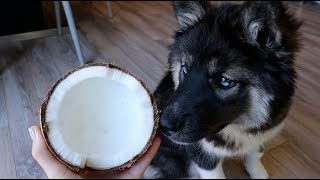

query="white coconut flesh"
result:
[44,66,155,170]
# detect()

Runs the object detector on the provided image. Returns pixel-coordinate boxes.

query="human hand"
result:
[29,125,161,179]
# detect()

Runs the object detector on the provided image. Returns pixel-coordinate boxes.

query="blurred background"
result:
[0,1,319,179]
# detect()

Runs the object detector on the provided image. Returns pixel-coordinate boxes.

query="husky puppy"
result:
[144,1,301,179]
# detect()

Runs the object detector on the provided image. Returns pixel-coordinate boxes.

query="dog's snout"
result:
[160,116,181,132]
[160,108,191,133]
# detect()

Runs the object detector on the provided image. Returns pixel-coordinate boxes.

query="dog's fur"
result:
[144,1,301,179]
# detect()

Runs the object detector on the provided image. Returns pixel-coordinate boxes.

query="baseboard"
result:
[0,27,69,42]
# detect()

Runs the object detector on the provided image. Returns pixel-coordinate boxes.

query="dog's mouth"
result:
[158,129,194,145]
[158,123,201,145]
[158,119,229,145]
[157,107,230,145]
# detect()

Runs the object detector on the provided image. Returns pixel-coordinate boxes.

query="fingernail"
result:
[28,127,36,141]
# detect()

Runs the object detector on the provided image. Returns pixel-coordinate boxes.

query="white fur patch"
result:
[236,88,273,128]
[207,59,218,74]
[143,165,162,179]
[275,50,290,58]
[189,161,200,179]
[161,130,192,146]
[244,151,269,179]
[177,2,206,30]
[200,122,284,157]
[192,160,226,179]
[171,61,181,90]
[171,54,193,90]
[178,13,200,29]
[275,28,282,44]
[248,21,263,41]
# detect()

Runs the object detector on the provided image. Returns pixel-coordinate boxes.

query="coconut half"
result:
[40,63,159,173]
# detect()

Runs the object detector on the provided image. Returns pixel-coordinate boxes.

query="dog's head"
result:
[159,1,301,143]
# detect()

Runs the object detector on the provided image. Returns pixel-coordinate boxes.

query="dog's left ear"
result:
[172,1,211,31]
[238,1,301,55]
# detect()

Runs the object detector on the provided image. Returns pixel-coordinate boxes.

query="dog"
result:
[144,1,302,179]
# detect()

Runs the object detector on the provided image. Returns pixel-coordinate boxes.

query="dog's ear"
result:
[238,1,301,56]
[172,1,211,31]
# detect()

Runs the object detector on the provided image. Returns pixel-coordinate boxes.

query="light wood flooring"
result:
[0,1,319,179]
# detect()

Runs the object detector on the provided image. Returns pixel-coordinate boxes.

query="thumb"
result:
[124,136,161,178]
[29,125,80,179]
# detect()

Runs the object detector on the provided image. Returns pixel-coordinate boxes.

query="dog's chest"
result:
[200,123,284,157]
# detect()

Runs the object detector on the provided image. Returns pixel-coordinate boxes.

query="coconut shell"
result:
[39,63,159,175]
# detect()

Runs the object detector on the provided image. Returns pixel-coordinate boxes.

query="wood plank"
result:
[264,129,291,153]
[0,129,17,179]
[261,153,298,179]
[3,68,47,179]
[2,35,80,178]
[0,79,17,179]
[269,141,320,178]
[222,151,298,179]
[0,41,23,77]
[110,2,174,41]
[223,157,249,179]
[0,78,8,128]
[283,114,320,165]
[69,5,164,90]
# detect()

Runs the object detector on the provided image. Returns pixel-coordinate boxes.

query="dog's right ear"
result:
[237,1,301,56]
[172,1,211,32]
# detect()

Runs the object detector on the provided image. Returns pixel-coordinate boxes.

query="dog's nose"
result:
[159,116,181,132]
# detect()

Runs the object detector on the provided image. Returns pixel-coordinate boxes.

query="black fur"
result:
[149,1,301,178]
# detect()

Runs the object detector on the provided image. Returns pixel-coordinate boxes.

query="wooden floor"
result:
[0,1,319,179]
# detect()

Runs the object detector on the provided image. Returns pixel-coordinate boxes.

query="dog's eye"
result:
[181,64,191,74]
[219,77,236,89]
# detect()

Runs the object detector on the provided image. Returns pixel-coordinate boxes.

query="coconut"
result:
[39,63,159,173]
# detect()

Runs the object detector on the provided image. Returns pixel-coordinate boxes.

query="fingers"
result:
[127,136,161,177]
[29,125,161,179]
[80,136,161,179]
[29,125,79,179]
